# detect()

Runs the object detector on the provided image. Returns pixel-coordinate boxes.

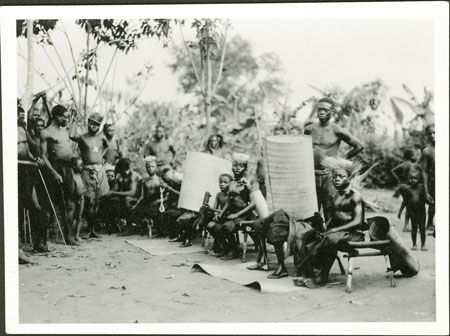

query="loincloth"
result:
[81,164,110,199]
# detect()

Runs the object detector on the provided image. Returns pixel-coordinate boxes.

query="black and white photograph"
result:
[1,2,449,334]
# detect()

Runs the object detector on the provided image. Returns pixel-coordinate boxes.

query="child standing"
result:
[392,147,420,232]
[69,157,86,242]
[397,170,427,251]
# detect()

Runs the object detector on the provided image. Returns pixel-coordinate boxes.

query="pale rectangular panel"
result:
[264,135,318,220]
[178,152,232,212]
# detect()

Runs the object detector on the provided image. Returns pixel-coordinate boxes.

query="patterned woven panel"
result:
[178,152,232,212]
[264,135,318,220]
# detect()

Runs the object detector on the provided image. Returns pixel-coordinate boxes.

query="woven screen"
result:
[264,135,318,220]
[178,152,232,212]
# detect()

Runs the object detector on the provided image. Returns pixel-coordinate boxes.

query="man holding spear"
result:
[40,105,78,246]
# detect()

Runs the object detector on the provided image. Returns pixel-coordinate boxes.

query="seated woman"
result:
[295,157,365,289]
[218,153,259,260]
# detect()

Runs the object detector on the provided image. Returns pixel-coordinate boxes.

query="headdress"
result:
[104,164,115,172]
[144,155,157,163]
[321,157,361,178]
[232,153,250,164]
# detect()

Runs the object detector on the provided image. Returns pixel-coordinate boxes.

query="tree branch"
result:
[60,22,83,108]
[113,74,151,122]
[46,33,80,108]
[178,21,205,96]
[211,19,229,96]
[83,23,91,118]
[40,43,80,112]
[90,49,118,111]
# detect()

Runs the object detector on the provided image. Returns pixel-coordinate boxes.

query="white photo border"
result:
[1,2,449,335]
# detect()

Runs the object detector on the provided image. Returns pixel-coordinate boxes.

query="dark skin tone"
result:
[144,126,176,165]
[103,125,121,164]
[421,125,435,232]
[398,172,427,250]
[304,102,364,169]
[69,119,108,165]
[40,111,73,184]
[300,168,363,289]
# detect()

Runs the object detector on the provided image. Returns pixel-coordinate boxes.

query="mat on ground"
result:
[192,262,307,294]
[126,238,205,256]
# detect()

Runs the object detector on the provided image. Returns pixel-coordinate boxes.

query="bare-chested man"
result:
[18,107,47,262]
[130,156,163,235]
[103,158,140,236]
[304,98,364,221]
[421,124,435,236]
[69,112,109,238]
[103,123,121,165]
[40,105,79,245]
[144,124,176,173]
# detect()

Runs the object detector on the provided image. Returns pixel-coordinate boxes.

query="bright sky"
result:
[17,18,434,125]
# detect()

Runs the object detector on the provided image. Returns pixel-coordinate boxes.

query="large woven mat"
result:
[192,261,307,294]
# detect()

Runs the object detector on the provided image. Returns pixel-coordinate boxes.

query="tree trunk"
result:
[204,98,211,138]
[21,20,35,115]
[205,31,212,138]
[83,22,91,123]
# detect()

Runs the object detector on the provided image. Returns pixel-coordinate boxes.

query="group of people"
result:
[392,124,435,251]
[17,95,435,289]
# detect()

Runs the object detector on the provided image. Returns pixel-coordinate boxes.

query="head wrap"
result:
[104,164,115,172]
[144,155,157,163]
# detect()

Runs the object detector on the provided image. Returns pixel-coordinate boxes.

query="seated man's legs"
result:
[220,220,239,260]
[164,209,185,241]
[177,212,198,246]
[206,221,225,255]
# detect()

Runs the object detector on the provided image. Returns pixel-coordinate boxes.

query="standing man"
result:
[144,124,176,173]
[40,105,78,245]
[304,98,364,221]
[103,123,121,165]
[18,107,47,262]
[69,112,110,238]
[421,124,435,236]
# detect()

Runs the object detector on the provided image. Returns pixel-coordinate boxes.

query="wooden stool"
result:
[343,240,395,293]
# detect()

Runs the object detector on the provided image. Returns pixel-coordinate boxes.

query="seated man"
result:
[295,157,365,288]
[158,167,184,241]
[130,156,163,235]
[102,158,140,235]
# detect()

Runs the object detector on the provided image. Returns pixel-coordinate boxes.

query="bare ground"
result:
[19,209,436,323]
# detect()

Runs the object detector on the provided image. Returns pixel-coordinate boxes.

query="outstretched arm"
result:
[335,126,364,159]
[391,163,403,183]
